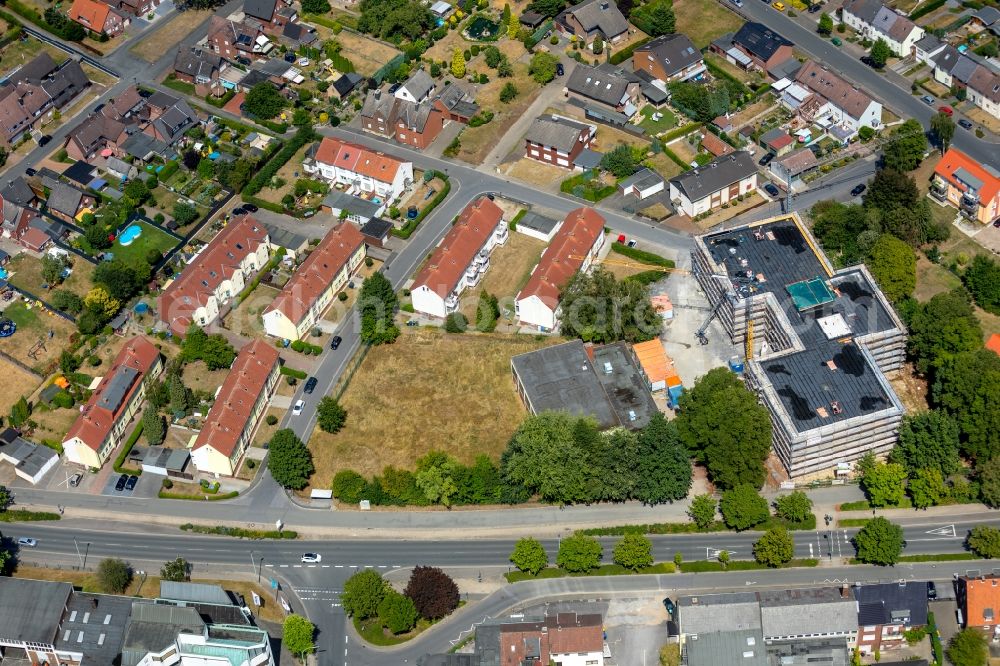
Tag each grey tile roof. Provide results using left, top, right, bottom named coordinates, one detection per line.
left=567, top=63, right=630, bottom=106
left=562, top=0, right=629, bottom=38
left=974, top=5, right=1000, bottom=25
left=758, top=588, right=858, bottom=638
left=0, top=577, right=72, bottom=643
left=243, top=0, right=276, bottom=20
left=620, top=167, right=663, bottom=191
left=159, top=581, right=232, bottom=605
left=47, top=182, right=85, bottom=217
left=322, top=191, right=380, bottom=218
left=2, top=176, right=36, bottom=206
left=636, top=33, right=702, bottom=78
left=332, top=72, right=364, bottom=97
left=516, top=211, right=560, bottom=235
left=174, top=48, right=221, bottom=80
left=401, top=69, right=435, bottom=101
left=669, top=151, right=757, bottom=201
left=843, top=0, right=882, bottom=24
left=525, top=114, right=591, bottom=152
left=933, top=45, right=961, bottom=73
left=55, top=591, right=133, bottom=665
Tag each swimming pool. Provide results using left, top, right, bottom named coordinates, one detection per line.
left=372, top=196, right=383, bottom=205
left=119, top=224, right=143, bottom=246
left=0, top=268, right=7, bottom=280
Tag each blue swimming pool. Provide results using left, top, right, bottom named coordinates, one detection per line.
left=119, top=224, right=143, bottom=246
left=372, top=196, right=383, bottom=204
left=0, top=268, right=7, bottom=280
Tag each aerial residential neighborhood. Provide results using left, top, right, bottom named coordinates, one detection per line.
left=0, top=0, right=997, bottom=661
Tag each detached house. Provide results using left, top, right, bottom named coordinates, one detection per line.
left=842, top=0, right=924, bottom=58
left=958, top=574, right=1000, bottom=639
left=632, top=34, right=705, bottom=84
left=668, top=151, right=758, bottom=217
left=173, top=48, right=225, bottom=93
left=63, top=337, right=163, bottom=469
left=566, top=63, right=641, bottom=114
left=64, top=114, right=127, bottom=161
left=516, top=207, right=605, bottom=331
left=46, top=182, right=94, bottom=224
left=0, top=53, right=91, bottom=146
left=556, top=0, right=630, bottom=45
left=411, top=197, right=507, bottom=318
left=191, top=339, right=280, bottom=477
left=243, top=0, right=296, bottom=34
left=304, top=136, right=413, bottom=201
left=711, top=22, right=795, bottom=78
left=931, top=147, right=1000, bottom=225
left=207, top=16, right=273, bottom=63
left=784, top=61, right=882, bottom=137
left=68, top=0, right=128, bottom=36
left=261, top=223, right=366, bottom=341
left=524, top=114, right=596, bottom=168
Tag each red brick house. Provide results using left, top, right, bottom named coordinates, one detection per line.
left=243, top=0, right=296, bottom=34
left=360, top=88, right=449, bottom=150
left=712, top=22, right=795, bottom=78
left=68, top=0, right=128, bottom=36
left=207, top=16, right=273, bottom=63
left=524, top=114, right=596, bottom=169
left=632, top=33, right=706, bottom=84
left=64, top=114, right=128, bottom=161
left=104, top=0, right=157, bottom=18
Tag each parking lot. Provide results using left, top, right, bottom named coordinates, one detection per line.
left=100, top=470, right=158, bottom=499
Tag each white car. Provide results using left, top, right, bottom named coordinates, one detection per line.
left=301, top=553, right=321, bottom=563
left=292, top=399, right=305, bottom=416
left=18, top=537, right=37, bottom=547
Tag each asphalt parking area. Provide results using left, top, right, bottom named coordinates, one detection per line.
left=101, top=472, right=142, bottom=497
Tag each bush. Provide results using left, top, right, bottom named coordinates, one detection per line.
left=266, top=415, right=278, bottom=426
left=444, top=312, right=468, bottom=333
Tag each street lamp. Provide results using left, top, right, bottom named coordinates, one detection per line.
left=249, top=551, right=264, bottom=583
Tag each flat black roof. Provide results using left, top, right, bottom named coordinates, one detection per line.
left=704, top=218, right=901, bottom=431
left=516, top=212, right=559, bottom=235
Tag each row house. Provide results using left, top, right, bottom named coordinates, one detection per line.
left=65, top=113, right=128, bottom=160
left=63, top=337, right=163, bottom=469
left=243, top=0, right=296, bottom=35
left=207, top=15, right=274, bottom=64
left=411, top=197, right=507, bottom=319
left=102, top=85, right=148, bottom=126
left=191, top=339, right=280, bottom=476
left=566, top=63, right=641, bottom=115
left=710, top=22, right=795, bottom=79
left=261, top=223, right=366, bottom=341
left=0, top=53, right=91, bottom=146
left=516, top=207, right=605, bottom=332
left=668, top=151, right=758, bottom=217
left=555, top=0, right=629, bottom=45
left=46, top=182, right=95, bottom=224
left=855, top=582, right=929, bottom=656
left=524, top=114, right=596, bottom=169
left=158, top=215, right=271, bottom=336
left=931, top=147, right=1000, bottom=225
left=359, top=77, right=478, bottom=149
left=959, top=574, right=1000, bottom=640
left=68, top=0, right=129, bottom=36
left=394, top=69, right=435, bottom=104
left=304, top=136, right=413, bottom=201
left=632, top=33, right=705, bottom=85
left=932, top=47, right=1000, bottom=120
left=0, top=177, right=60, bottom=252
left=842, top=0, right=924, bottom=58
left=782, top=61, right=882, bottom=138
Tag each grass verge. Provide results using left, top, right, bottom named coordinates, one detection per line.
left=179, top=523, right=298, bottom=539
left=580, top=514, right=817, bottom=535
left=0, top=509, right=61, bottom=522
left=159, top=490, right=239, bottom=501
left=505, top=562, right=676, bottom=583
left=353, top=615, right=432, bottom=646
left=679, top=559, right=819, bottom=573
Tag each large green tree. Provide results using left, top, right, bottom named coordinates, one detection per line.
left=719, top=485, right=770, bottom=531
left=967, top=525, right=1000, bottom=559
left=861, top=459, right=908, bottom=507
left=160, top=557, right=189, bottom=582
left=946, top=628, right=988, bottom=666
left=930, top=111, right=955, bottom=152
left=600, top=144, right=639, bottom=178
left=181, top=326, right=237, bottom=370
left=810, top=200, right=870, bottom=265
left=357, top=0, right=434, bottom=40
left=881, top=121, right=928, bottom=172
left=907, top=289, right=983, bottom=374
left=869, top=38, right=891, bottom=68
left=97, top=558, right=132, bottom=593
left=675, top=368, right=772, bottom=489
left=853, top=517, right=904, bottom=565
left=977, top=456, right=1000, bottom=508
left=244, top=83, right=287, bottom=120
left=867, top=234, right=915, bottom=302
left=630, top=0, right=675, bottom=37
left=634, top=413, right=691, bottom=504
left=510, top=537, right=548, bottom=575
left=933, top=350, right=1000, bottom=461
left=282, top=615, right=316, bottom=656
left=341, top=569, right=388, bottom=619
left=773, top=491, right=813, bottom=524
left=558, top=268, right=659, bottom=343
left=501, top=412, right=592, bottom=504
left=908, top=468, right=946, bottom=509
left=317, top=397, right=347, bottom=434
left=528, top=52, right=559, bottom=84
left=688, top=494, right=717, bottom=529
left=94, top=260, right=144, bottom=302
left=268, top=429, right=315, bottom=490
left=753, top=527, right=794, bottom=567
left=964, top=255, right=1000, bottom=315
left=612, top=534, right=653, bottom=571
left=890, top=410, right=961, bottom=477
left=556, top=534, right=602, bottom=573
left=359, top=272, right=399, bottom=345
left=143, top=409, right=165, bottom=446
left=378, top=591, right=418, bottom=634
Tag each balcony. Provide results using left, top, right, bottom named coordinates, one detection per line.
left=494, top=226, right=508, bottom=245
left=929, top=179, right=949, bottom=202
left=445, top=293, right=460, bottom=312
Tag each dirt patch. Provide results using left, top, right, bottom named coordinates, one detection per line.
left=645, top=152, right=684, bottom=180
left=305, top=327, right=560, bottom=486
left=914, top=254, right=962, bottom=302
left=398, top=176, right=447, bottom=214
left=501, top=158, right=570, bottom=188
left=965, top=107, right=1000, bottom=135
left=254, top=144, right=313, bottom=206
left=226, top=284, right=280, bottom=338
left=254, top=406, right=285, bottom=447
left=459, top=233, right=545, bottom=320
left=0, top=359, right=42, bottom=412
left=889, top=362, right=930, bottom=413
left=31, top=404, right=78, bottom=444
left=455, top=62, right=542, bottom=164
left=674, top=0, right=743, bottom=48
left=130, top=10, right=212, bottom=62
left=333, top=31, right=403, bottom=77
left=0, top=300, right=76, bottom=375
left=183, top=360, right=231, bottom=395
left=593, top=124, right=649, bottom=152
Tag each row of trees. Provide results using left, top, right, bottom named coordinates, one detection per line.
left=341, top=566, right=459, bottom=635
left=509, top=533, right=656, bottom=575
left=687, top=488, right=814, bottom=531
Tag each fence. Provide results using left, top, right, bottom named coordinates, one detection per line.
left=372, top=54, right=405, bottom=85
left=531, top=19, right=554, bottom=44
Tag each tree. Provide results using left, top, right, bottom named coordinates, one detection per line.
left=415, top=451, right=459, bottom=507
left=197, top=158, right=215, bottom=180
left=881, top=121, right=927, bottom=173
left=301, top=0, right=330, bottom=12
left=601, top=144, right=638, bottom=178
left=861, top=460, right=908, bottom=507
left=909, top=468, right=946, bottom=509
left=634, top=413, right=691, bottom=504
left=676, top=368, right=772, bottom=489
left=630, top=0, right=675, bottom=37
left=947, top=628, right=988, bottom=666
left=753, top=527, right=794, bottom=567
left=869, top=38, right=891, bottom=68
left=688, top=494, right=717, bottom=528
left=357, top=0, right=433, bottom=40
left=317, top=397, right=347, bottom=434
left=773, top=491, right=813, bottom=524
left=60, top=350, right=81, bottom=374
left=359, top=272, right=399, bottom=345
left=143, top=409, right=165, bottom=446
left=818, top=12, right=833, bottom=35
left=9, top=397, right=31, bottom=428
left=123, top=179, right=150, bottom=207
left=964, top=255, right=1000, bottom=314
left=41, top=255, right=65, bottom=285
left=501, top=412, right=591, bottom=504
left=94, top=260, right=143, bottom=301
left=558, top=268, right=659, bottom=343
left=183, top=149, right=201, bottom=170
left=853, top=517, right=904, bottom=565
left=84, top=286, right=121, bottom=319
left=268, top=429, right=314, bottom=489
left=858, top=126, right=876, bottom=142
left=475, top=291, right=500, bottom=332
left=497, top=55, right=513, bottom=78
left=160, top=557, right=189, bottom=581
left=378, top=590, right=418, bottom=634
left=501, top=2, right=511, bottom=25
left=933, top=350, right=1000, bottom=462
left=612, top=534, right=653, bottom=570
left=968, top=525, right=1000, bottom=559
left=890, top=410, right=961, bottom=477
left=528, top=0, right=564, bottom=17
left=404, top=566, right=459, bottom=619
left=168, top=374, right=190, bottom=413
left=444, top=312, right=467, bottom=333
left=907, top=290, right=983, bottom=374
left=84, top=223, right=112, bottom=250
left=173, top=201, right=199, bottom=226
left=96, top=558, right=132, bottom=593
left=557, top=534, right=602, bottom=573
left=977, top=457, right=1000, bottom=508
left=451, top=48, right=466, bottom=78
left=283, top=615, right=316, bottom=656
left=332, top=470, right=367, bottom=503
left=867, top=234, right=915, bottom=302
left=341, top=569, right=388, bottom=619
left=499, top=81, right=518, bottom=103
left=811, top=200, right=871, bottom=265
left=51, top=290, right=83, bottom=315
left=931, top=111, right=955, bottom=152
left=244, top=82, right=287, bottom=119
left=592, top=35, right=603, bottom=54
left=0, top=485, right=11, bottom=511
left=719, top=485, right=770, bottom=531
left=529, top=52, right=559, bottom=84
left=181, top=326, right=237, bottom=370
left=510, top=537, right=548, bottom=575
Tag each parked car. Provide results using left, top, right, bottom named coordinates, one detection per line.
left=771, top=1, right=785, bottom=9
left=304, top=377, right=318, bottom=394
left=243, top=203, right=259, bottom=212
left=25, top=168, right=36, bottom=177
left=236, top=56, right=251, bottom=66
left=927, top=581, right=937, bottom=600
left=292, top=399, right=305, bottom=416
left=860, top=55, right=879, bottom=68
left=921, top=95, right=935, bottom=105
left=938, top=105, right=953, bottom=117
left=958, top=118, right=973, bottom=130
left=38, top=135, right=51, bottom=147
left=731, top=0, right=744, bottom=6
left=330, top=335, right=342, bottom=350
left=994, top=219, right=1000, bottom=228
left=556, top=63, right=564, bottom=76
left=232, top=207, right=246, bottom=216
left=125, top=475, right=138, bottom=491
left=763, top=183, right=780, bottom=197
left=831, top=37, right=842, bottom=46
left=808, top=3, right=822, bottom=11
left=69, top=472, right=82, bottom=487
left=115, top=474, right=128, bottom=491
left=850, top=183, right=867, bottom=197
left=758, top=153, right=774, bottom=167
left=301, top=553, right=322, bottom=563
left=662, top=597, right=675, bottom=615
left=17, top=537, right=37, bottom=547
left=627, top=239, right=638, bottom=248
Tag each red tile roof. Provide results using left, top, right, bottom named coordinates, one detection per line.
left=65, top=337, right=160, bottom=451
left=518, top=207, right=605, bottom=309
left=765, top=132, right=794, bottom=150
left=192, top=339, right=280, bottom=458
left=19, top=226, right=51, bottom=251
left=158, top=216, right=269, bottom=335
left=499, top=613, right=604, bottom=665
left=265, top=222, right=365, bottom=326
left=934, top=147, right=1000, bottom=205
left=701, top=131, right=734, bottom=157
left=69, top=0, right=112, bottom=30
left=411, top=197, right=504, bottom=298
left=314, top=136, right=407, bottom=184
left=962, top=575, right=1000, bottom=626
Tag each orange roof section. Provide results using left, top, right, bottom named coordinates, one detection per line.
left=632, top=339, right=681, bottom=387
left=192, top=339, right=280, bottom=457
left=518, top=207, right=605, bottom=308
left=411, top=197, right=503, bottom=298
left=314, top=136, right=406, bottom=183
left=69, top=0, right=111, bottom=30
left=987, top=333, right=1000, bottom=356
left=934, top=147, right=1000, bottom=204
left=963, top=576, right=1000, bottom=626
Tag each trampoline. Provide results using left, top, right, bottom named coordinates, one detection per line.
left=118, top=224, right=143, bottom=246
left=0, top=319, right=15, bottom=337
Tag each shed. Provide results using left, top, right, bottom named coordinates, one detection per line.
left=520, top=11, right=546, bottom=28
left=359, top=217, right=393, bottom=247
left=515, top=211, right=562, bottom=242
left=141, top=447, right=191, bottom=476
left=631, top=339, right=680, bottom=392
left=619, top=168, right=665, bottom=200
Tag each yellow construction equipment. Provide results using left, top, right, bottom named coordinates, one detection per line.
left=746, top=318, right=754, bottom=360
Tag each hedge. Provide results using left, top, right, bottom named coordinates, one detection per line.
left=243, top=127, right=315, bottom=197
left=160, top=490, right=240, bottom=501
left=506, top=561, right=675, bottom=582
left=392, top=171, right=450, bottom=239
left=679, top=558, right=819, bottom=573
left=928, top=612, right=944, bottom=666
left=609, top=36, right=652, bottom=65
left=0, top=509, right=61, bottom=522
left=113, top=422, right=144, bottom=474
left=510, top=208, right=526, bottom=230
left=280, top=365, right=308, bottom=380
left=911, top=0, right=946, bottom=19
left=204, top=90, right=237, bottom=108
left=237, top=247, right=285, bottom=302
left=290, top=339, right=323, bottom=354
left=158, top=160, right=180, bottom=181
left=662, top=122, right=703, bottom=143
left=625, top=270, right=666, bottom=286
left=179, top=523, right=299, bottom=539
left=610, top=243, right=675, bottom=267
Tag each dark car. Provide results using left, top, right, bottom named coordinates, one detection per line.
left=993, top=219, right=1000, bottom=228
left=115, top=474, right=128, bottom=491
left=850, top=183, right=867, bottom=197
left=125, top=475, right=138, bottom=491
left=663, top=597, right=675, bottom=615
left=958, top=118, right=973, bottom=130
left=304, top=377, right=318, bottom=394
left=236, top=56, right=252, bottom=66
left=927, top=581, right=937, bottom=600
left=758, top=152, right=773, bottom=167
left=330, top=335, right=342, bottom=350
left=25, top=167, right=37, bottom=177
left=764, top=183, right=780, bottom=197
left=232, top=207, right=246, bottom=216
left=284, top=52, right=296, bottom=63
left=860, top=55, right=877, bottom=68
left=38, top=135, right=52, bottom=147
left=243, top=203, right=259, bottom=212
left=808, top=2, right=822, bottom=11
left=556, top=62, right=564, bottom=76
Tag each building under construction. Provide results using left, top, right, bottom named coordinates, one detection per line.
left=691, top=214, right=907, bottom=479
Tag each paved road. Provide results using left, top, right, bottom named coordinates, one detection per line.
left=733, top=0, right=999, bottom=168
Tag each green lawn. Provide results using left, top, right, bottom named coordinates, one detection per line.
left=108, top=221, right=181, bottom=265
left=3, top=301, right=39, bottom=328
left=638, top=106, right=677, bottom=135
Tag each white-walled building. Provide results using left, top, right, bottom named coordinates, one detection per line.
left=304, top=136, right=412, bottom=201
left=410, top=197, right=507, bottom=318
left=785, top=62, right=882, bottom=138
left=668, top=152, right=758, bottom=218
left=515, top=207, right=605, bottom=331
left=842, top=0, right=924, bottom=57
